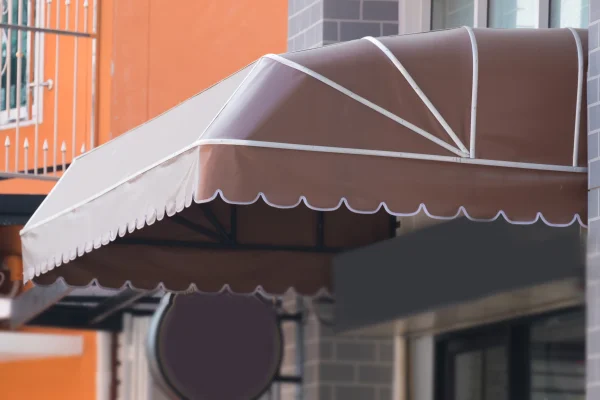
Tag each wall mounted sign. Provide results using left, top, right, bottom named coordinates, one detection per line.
left=148, top=292, right=283, bottom=400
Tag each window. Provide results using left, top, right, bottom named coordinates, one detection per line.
left=550, top=0, right=589, bottom=28
left=435, top=309, right=585, bottom=400
left=426, top=0, right=589, bottom=32
left=432, top=0, right=475, bottom=29
left=488, top=0, right=537, bottom=28
left=0, top=0, right=29, bottom=120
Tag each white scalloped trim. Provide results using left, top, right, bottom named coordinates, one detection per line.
left=24, top=188, right=586, bottom=285
left=33, top=276, right=334, bottom=297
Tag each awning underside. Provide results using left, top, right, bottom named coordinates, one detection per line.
left=21, top=27, right=589, bottom=293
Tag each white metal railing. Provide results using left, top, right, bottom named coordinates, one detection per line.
left=0, top=0, right=97, bottom=181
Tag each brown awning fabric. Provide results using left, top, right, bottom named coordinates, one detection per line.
left=21, top=28, right=588, bottom=294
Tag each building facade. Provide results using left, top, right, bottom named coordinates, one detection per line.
left=279, top=1, right=591, bottom=400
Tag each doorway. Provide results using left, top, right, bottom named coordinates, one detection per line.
left=435, top=308, right=585, bottom=400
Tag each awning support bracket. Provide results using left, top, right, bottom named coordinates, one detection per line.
left=200, top=205, right=233, bottom=244
left=171, top=214, right=223, bottom=242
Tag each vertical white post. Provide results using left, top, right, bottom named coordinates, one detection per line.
left=42, top=138, right=47, bottom=174
left=393, top=334, right=408, bottom=400
left=26, top=0, right=32, bottom=118
left=474, top=0, right=488, bottom=27
left=537, top=0, right=550, bottom=28
left=15, top=0, right=25, bottom=172
left=52, top=0, right=60, bottom=175
left=4, top=136, right=9, bottom=172
left=88, top=0, right=97, bottom=150
left=23, top=137, right=28, bottom=173
left=33, top=0, right=44, bottom=174
left=6, top=2, right=13, bottom=160
left=96, top=331, right=113, bottom=400
left=70, top=0, right=79, bottom=159
left=60, top=140, right=65, bottom=171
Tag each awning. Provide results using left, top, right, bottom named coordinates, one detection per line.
left=20, top=27, right=588, bottom=294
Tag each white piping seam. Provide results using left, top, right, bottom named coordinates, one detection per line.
left=568, top=28, right=583, bottom=167
left=263, top=54, right=468, bottom=158
left=362, top=36, right=469, bottom=155
left=198, top=59, right=262, bottom=140
left=196, top=138, right=588, bottom=173
left=464, top=26, right=479, bottom=159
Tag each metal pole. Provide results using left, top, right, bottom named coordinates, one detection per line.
left=295, top=296, right=305, bottom=400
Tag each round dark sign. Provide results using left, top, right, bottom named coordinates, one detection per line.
left=147, top=292, right=282, bottom=400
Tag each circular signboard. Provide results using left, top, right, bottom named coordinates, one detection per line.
left=148, top=292, right=283, bottom=400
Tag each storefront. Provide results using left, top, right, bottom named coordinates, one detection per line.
left=14, top=27, right=588, bottom=399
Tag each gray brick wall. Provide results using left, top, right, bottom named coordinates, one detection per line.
left=276, top=294, right=393, bottom=400
left=591, top=1, right=600, bottom=398
left=288, top=0, right=399, bottom=51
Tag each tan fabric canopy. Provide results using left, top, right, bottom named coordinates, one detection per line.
left=21, top=27, right=588, bottom=294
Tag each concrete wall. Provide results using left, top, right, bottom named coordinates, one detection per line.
left=589, top=0, right=600, bottom=397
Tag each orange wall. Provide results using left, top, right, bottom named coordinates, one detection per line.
left=0, top=327, right=98, bottom=400
left=110, top=0, right=288, bottom=136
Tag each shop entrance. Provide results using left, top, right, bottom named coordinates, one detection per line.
left=436, top=308, right=585, bottom=400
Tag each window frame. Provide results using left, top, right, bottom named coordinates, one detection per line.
left=434, top=306, right=585, bottom=400
left=0, top=0, right=45, bottom=131
left=403, top=0, right=582, bottom=34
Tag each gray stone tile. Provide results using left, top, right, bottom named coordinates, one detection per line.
left=320, top=385, right=334, bottom=400
left=591, top=132, right=599, bottom=161
left=340, top=21, right=382, bottom=41
left=589, top=385, right=600, bottom=399
left=592, top=22, right=600, bottom=51
left=590, top=50, right=600, bottom=77
left=589, top=253, right=600, bottom=281
left=357, top=365, right=393, bottom=384
left=294, top=32, right=307, bottom=51
left=336, top=342, right=377, bottom=362
left=324, top=20, right=339, bottom=41
left=591, top=187, right=600, bottom=219
left=382, top=23, right=398, bottom=36
left=319, top=362, right=356, bottom=382
left=334, top=385, right=377, bottom=400
left=324, top=0, right=361, bottom=19
left=321, top=340, right=334, bottom=360
left=587, top=282, right=600, bottom=328
left=589, top=329, right=600, bottom=356
left=378, top=342, right=394, bottom=362
left=590, top=104, right=600, bottom=132
left=588, top=357, right=600, bottom=383
left=362, top=0, right=399, bottom=21
left=378, top=387, right=392, bottom=400
left=590, top=159, right=600, bottom=189
left=310, top=1, right=324, bottom=24
left=589, top=77, right=599, bottom=105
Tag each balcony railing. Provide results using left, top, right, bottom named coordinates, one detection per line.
left=0, top=0, right=98, bottom=181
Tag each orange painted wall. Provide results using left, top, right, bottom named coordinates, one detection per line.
left=0, top=327, right=98, bottom=400
left=111, top=0, right=288, bottom=136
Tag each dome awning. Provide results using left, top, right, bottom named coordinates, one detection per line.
left=20, top=27, right=588, bottom=294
